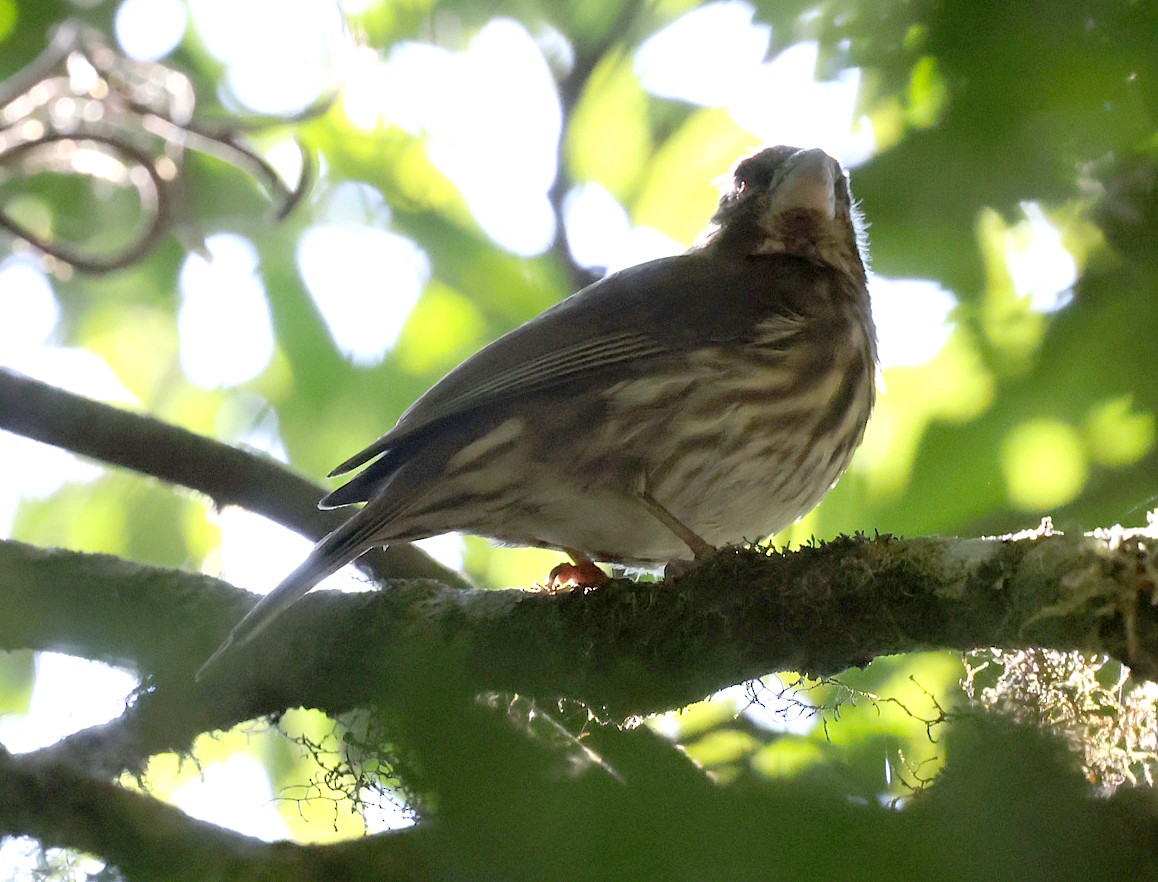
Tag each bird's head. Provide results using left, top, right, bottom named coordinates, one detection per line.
left=697, top=146, right=868, bottom=287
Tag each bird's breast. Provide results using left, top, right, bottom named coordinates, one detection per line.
left=594, top=303, right=874, bottom=546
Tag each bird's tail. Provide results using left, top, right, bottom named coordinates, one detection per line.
left=195, top=512, right=381, bottom=680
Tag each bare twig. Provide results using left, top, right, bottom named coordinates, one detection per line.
left=0, top=21, right=320, bottom=272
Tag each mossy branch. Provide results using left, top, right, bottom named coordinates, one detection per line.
left=3, top=516, right=1154, bottom=777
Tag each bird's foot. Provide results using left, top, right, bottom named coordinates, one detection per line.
left=663, top=545, right=718, bottom=581
left=546, top=560, right=609, bottom=591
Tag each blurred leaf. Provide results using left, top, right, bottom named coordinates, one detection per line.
left=812, top=653, right=963, bottom=795
left=683, top=727, right=760, bottom=768
left=566, top=54, right=652, bottom=202
left=393, top=280, right=488, bottom=377
left=751, top=734, right=828, bottom=779
left=1001, top=419, right=1089, bottom=511
left=0, top=650, right=34, bottom=715
left=14, top=473, right=213, bottom=568
left=905, top=55, right=948, bottom=130
left=1084, top=396, right=1156, bottom=469
left=652, top=691, right=742, bottom=741
left=462, top=535, right=570, bottom=590
left=77, top=305, right=180, bottom=404
left=633, top=107, right=756, bottom=243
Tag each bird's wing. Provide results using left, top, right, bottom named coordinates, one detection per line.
left=327, top=252, right=822, bottom=479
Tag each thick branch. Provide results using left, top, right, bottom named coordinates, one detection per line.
left=0, top=368, right=467, bottom=589
left=3, top=522, right=1154, bottom=775
left=202, top=522, right=1158, bottom=715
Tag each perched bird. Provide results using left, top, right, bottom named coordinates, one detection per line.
left=198, top=145, right=876, bottom=678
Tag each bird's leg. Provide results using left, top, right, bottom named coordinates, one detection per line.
left=639, top=490, right=716, bottom=560
left=547, top=548, right=609, bottom=590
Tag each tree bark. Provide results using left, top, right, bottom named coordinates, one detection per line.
left=2, top=515, right=1154, bottom=777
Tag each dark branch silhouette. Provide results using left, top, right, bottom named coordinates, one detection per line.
left=0, top=21, right=318, bottom=273
left=0, top=368, right=468, bottom=589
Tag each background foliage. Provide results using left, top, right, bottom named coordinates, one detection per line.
left=0, top=0, right=1156, bottom=878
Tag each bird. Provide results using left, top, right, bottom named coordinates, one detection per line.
left=197, top=145, right=876, bottom=679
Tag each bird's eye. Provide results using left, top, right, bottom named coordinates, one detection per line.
left=732, top=165, right=760, bottom=197
left=732, top=157, right=778, bottom=195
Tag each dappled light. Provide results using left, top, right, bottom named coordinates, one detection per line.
left=1, top=0, right=1156, bottom=877
left=178, top=233, right=274, bottom=388
left=295, top=182, right=432, bottom=365
left=0, top=652, right=137, bottom=752
left=114, top=0, right=186, bottom=62
left=869, top=275, right=956, bottom=369
left=346, top=20, right=562, bottom=255
left=1085, top=396, right=1156, bottom=469
left=1002, top=418, right=1089, bottom=511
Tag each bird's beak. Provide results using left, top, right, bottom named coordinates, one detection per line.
left=769, top=148, right=837, bottom=220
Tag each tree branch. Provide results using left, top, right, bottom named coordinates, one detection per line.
left=195, top=519, right=1158, bottom=719
left=546, top=1, right=647, bottom=292
left=0, top=746, right=434, bottom=881
left=4, top=720, right=1157, bottom=882
left=4, top=519, right=1154, bottom=776
left=0, top=368, right=468, bottom=589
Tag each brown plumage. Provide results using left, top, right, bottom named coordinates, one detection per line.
left=198, top=146, right=876, bottom=678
